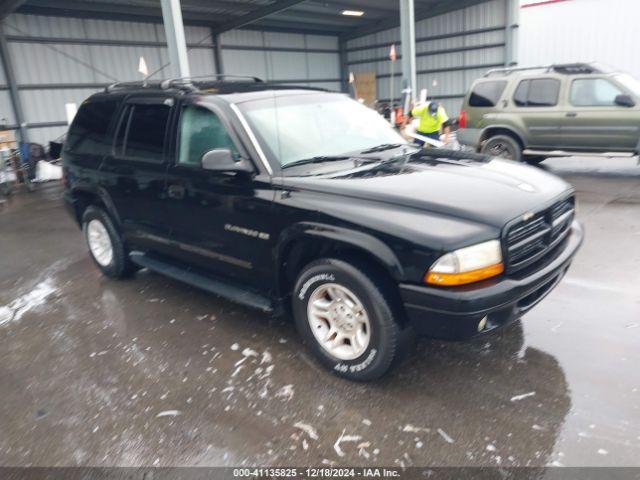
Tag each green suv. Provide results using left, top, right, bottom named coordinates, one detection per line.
left=458, top=63, right=640, bottom=162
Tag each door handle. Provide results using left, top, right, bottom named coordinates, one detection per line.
left=167, top=184, right=185, bottom=200
left=566, top=112, right=577, bottom=117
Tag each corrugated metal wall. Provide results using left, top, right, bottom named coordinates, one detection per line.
left=519, top=0, right=640, bottom=80
left=346, top=0, right=508, bottom=116
left=0, top=13, right=340, bottom=145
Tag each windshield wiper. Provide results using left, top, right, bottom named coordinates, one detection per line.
left=282, top=155, right=351, bottom=169
left=359, top=143, right=406, bottom=154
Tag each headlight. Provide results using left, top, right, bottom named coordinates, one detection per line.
left=424, top=239, right=504, bottom=286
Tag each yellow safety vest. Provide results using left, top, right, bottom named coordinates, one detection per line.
left=412, top=104, right=449, bottom=134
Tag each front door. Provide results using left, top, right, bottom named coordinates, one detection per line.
left=164, top=101, right=275, bottom=291
left=558, top=76, right=640, bottom=151
left=99, top=96, right=175, bottom=254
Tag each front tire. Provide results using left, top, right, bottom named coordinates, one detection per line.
left=481, top=135, right=522, bottom=162
left=292, top=258, right=403, bottom=381
left=82, top=206, right=136, bottom=278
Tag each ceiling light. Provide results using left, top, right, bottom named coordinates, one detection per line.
left=341, top=9, right=364, bottom=16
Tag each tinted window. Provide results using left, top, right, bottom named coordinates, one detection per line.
left=67, top=100, right=117, bottom=155
left=120, top=104, right=171, bottom=162
left=469, top=81, right=507, bottom=107
left=570, top=78, right=624, bottom=106
left=513, top=78, right=560, bottom=107
left=178, top=106, right=238, bottom=166
left=513, top=80, right=529, bottom=107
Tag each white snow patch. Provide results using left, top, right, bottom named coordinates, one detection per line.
left=156, top=410, right=182, bottom=418
left=275, top=384, right=294, bottom=401
left=362, top=418, right=372, bottom=426
left=437, top=428, right=455, bottom=444
left=402, top=424, right=429, bottom=433
left=333, top=429, right=362, bottom=457
left=261, top=351, right=272, bottom=364
left=598, top=449, right=608, bottom=455
left=0, top=278, right=56, bottom=326
left=510, top=391, right=536, bottom=402
left=294, top=422, right=318, bottom=440
left=230, top=343, right=239, bottom=351
left=486, top=444, right=496, bottom=452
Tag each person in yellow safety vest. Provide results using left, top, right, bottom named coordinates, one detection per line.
left=411, top=101, right=450, bottom=147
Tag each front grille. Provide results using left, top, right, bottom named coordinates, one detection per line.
left=505, top=197, right=575, bottom=272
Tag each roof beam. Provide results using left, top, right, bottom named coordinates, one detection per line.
left=0, top=0, right=27, bottom=20
left=211, top=0, right=308, bottom=35
left=341, top=0, right=490, bottom=41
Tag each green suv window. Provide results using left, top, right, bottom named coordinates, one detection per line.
left=469, top=81, right=507, bottom=107
left=513, top=78, right=560, bottom=107
left=178, top=105, right=238, bottom=166
left=570, top=78, right=624, bottom=106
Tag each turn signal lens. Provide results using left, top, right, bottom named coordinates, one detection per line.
left=425, top=239, right=504, bottom=286
left=425, top=262, right=504, bottom=286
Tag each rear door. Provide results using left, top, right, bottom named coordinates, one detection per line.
left=558, top=76, right=640, bottom=151
left=163, top=100, right=275, bottom=290
left=510, top=77, right=565, bottom=148
left=99, top=96, right=175, bottom=253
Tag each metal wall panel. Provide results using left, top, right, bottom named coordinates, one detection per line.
left=0, top=91, right=16, bottom=125
left=519, top=0, right=640, bottom=80
left=346, top=0, right=507, bottom=113
left=1, top=14, right=339, bottom=144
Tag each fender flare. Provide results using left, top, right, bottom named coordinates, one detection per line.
left=274, top=222, right=405, bottom=292
left=70, top=186, right=122, bottom=228
left=480, top=124, right=526, bottom=148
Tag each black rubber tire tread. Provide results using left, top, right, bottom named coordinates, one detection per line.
left=82, top=206, right=136, bottom=278
left=292, top=258, right=406, bottom=381
left=481, top=134, right=523, bottom=162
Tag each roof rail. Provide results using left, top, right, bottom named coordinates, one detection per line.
left=160, top=74, right=264, bottom=91
left=484, top=62, right=601, bottom=77
left=104, top=81, right=162, bottom=93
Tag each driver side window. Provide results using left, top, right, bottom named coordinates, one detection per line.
left=177, top=106, right=238, bottom=166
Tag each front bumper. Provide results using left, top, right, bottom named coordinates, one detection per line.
left=400, top=220, right=584, bottom=339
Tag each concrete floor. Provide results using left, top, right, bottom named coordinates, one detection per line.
left=0, top=157, right=638, bottom=468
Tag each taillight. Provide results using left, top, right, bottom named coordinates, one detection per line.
left=459, top=109, right=467, bottom=129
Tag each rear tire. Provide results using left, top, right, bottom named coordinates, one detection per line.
left=82, top=206, right=136, bottom=278
left=481, top=135, right=522, bottom=162
left=292, top=258, right=408, bottom=381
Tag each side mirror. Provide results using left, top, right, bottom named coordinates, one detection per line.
left=201, top=149, right=253, bottom=173
left=615, top=94, right=635, bottom=107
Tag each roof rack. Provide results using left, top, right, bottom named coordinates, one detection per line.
left=104, top=81, right=163, bottom=93
left=484, top=62, right=602, bottom=77
left=160, top=74, right=264, bottom=91
left=105, top=75, right=264, bottom=94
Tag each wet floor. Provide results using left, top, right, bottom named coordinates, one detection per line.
left=0, top=157, right=638, bottom=467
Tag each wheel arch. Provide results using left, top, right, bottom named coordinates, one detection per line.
left=275, top=222, right=405, bottom=304
left=70, top=186, right=121, bottom=228
left=480, top=125, right=526, bottom=150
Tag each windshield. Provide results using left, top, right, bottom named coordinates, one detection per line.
left=615, top=73, right=640, bottom=97
left=237, top=92, right=406, bottom=167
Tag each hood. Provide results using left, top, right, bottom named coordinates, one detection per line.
left=281, top=158, right=573, bottom=228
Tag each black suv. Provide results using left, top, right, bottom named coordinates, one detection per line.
left=63, top=77, right=583, bottom=381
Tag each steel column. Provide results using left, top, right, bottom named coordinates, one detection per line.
left=0, top=25, right=27, bottom=142
left=399, top=0, right=417, bottom=100
left=338, top=39, right=349, bottom=94
left=505, top=0, right=519, bottom=66
left=160, top=0, right=190, bottom=78
left=213, top=31, right=223, bottom=75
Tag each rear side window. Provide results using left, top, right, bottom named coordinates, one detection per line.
left=114, top=103, right=171, bottom=162
left=67, top=100, right=117, bottom=155
left=513, top=79, right=560, bottom=107
left=469, top=81, right=507, bottom=107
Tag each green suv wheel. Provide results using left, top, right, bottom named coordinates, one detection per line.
left=482, top=135, right=522, bottom=162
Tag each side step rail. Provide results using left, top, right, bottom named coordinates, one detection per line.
left=523, top=149, right=636, bottom=158
left=129, top=251, right=273, bottom=313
